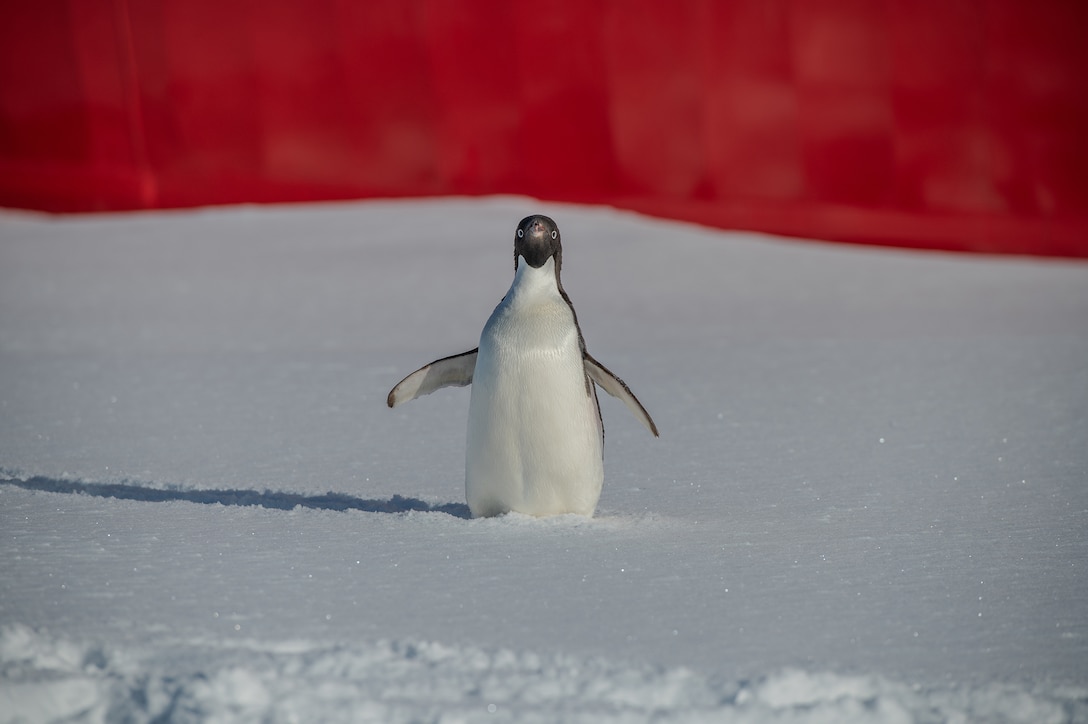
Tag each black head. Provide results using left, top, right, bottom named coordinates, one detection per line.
left=514, top=215, right=562, bottom=271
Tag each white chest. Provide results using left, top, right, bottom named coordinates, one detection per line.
left=465, top=259, right=604, bottom=517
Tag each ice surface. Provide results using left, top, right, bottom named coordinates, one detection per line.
left=1, top=197, right=1087, bottom=722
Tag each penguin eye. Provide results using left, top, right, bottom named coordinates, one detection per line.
left=551, top=230, right=557, bottom=240
left=517, top=229, right=524, bottom=238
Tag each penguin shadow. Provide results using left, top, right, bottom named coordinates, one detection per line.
left=1, top=475, right=472, bottom=519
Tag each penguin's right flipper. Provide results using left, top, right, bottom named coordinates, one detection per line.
left=387, top=349, right=478, bottom=408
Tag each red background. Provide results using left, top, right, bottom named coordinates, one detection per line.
left=1, top=0, right=1086, bottom=255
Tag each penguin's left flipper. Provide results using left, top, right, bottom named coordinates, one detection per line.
left=387, top=349, right=478, bottom=408
left=584, top=353, right=660, bottom=437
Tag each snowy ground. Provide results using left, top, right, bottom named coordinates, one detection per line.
left=1, top=197, right=1086, bottom=722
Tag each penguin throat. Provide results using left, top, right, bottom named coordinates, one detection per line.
left=511, top=256, right=561, bottom=300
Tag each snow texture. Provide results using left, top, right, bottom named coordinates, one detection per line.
left=1, top=197, right=1087, bottom=722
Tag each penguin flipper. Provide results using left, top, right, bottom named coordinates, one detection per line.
left=583, top=353, right=659, bottom=437
left=387, top=349, right=478, bottom=408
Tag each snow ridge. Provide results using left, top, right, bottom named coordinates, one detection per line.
left=2, top=625, right=1084, bottom=724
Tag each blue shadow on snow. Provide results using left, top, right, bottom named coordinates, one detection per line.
left=1, top=475, right=472, bottom=519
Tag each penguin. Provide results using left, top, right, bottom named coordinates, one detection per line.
left=387, top=215, right=658, bottom=518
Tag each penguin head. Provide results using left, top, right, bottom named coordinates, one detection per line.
left=514, top=215, right=561, bottom=270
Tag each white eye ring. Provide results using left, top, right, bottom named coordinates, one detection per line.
left=551, top=230, right=557, bottom=239
left=517, top=229, right=524, bottom=238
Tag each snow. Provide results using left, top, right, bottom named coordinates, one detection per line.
left=1, top=197, right=1087, bottom=722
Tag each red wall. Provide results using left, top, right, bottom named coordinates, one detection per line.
left=1, top=0, right=1086, bottom=255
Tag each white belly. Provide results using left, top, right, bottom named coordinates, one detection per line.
left=465, top=279, right=604, bottom=517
